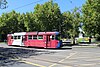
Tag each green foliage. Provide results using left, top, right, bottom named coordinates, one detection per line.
left=0, top=10, right=28, bottom=34
left=62, top=8, right=81, bottom=44
left=33, top=0, right=62, bottom=31
left=0, top=11, right=19, bottom=34
left=62, top=7, right=81, bottom=44
left=82, top=0, right=100, bottom=36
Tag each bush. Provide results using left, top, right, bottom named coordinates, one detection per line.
left=95, top=34, right=100, bottom=41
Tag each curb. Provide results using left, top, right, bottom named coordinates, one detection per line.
left=73, top=45, right=98, bottom=48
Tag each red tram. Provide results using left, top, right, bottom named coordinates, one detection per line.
left=7, top=32, right=62, bottom=48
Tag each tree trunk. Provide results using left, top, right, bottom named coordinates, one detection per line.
left=71, top=36, right=76, bottom=45
left=72, top=37, right=75, bottom=45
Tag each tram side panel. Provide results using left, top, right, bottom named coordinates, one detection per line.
left=24, top=35, right=62, bottom=48
left=7, top=36, right=14, bottom=46
left=50, top=40, right=58, bottom=48
left=49, top=39, right=61, bottom=48
left=23, top=35, right=46, bottom=48
left=7, top=32, right=62, bottom=48
left=45, top=35, right=62, bottom=48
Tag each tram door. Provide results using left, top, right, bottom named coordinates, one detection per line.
left=46, top=35, right=51, bottom=48
left=12, top=35, right=25, bottom=46
left=22, top=35, right=26, bottom=46
left=12, top=36, right=22, bottom=46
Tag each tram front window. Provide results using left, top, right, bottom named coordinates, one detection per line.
left=55, top=35, right=60, bottom=40
left=52, top=35, right=60, bottom=40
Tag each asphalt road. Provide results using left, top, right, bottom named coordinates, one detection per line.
left=0, top=43, right=100, bottom=67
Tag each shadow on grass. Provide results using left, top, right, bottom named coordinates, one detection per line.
left=0, top=47, right=54, bottom=66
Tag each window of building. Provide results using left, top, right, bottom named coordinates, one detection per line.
left=38, top=35, right=43, bottom=40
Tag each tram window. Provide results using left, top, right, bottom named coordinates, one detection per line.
left=28, top=35, right=32, bottom=39
left=11, top=36, right=13, bottom=39
left=14, top=36, right=17, bottom=39
left=18, top=36, right=21, bottom=39
left=52, top=35, right=55, bottom=40
left=38, top=35, right=43, bottom=40
left=33, top=35, right=37, bottom=39
left=55, top=35, right=60, bottom=40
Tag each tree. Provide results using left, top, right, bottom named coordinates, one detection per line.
left=17, top=13, right=27, bottom=32
left=62, top=7, right=81, bottom=44
left=33, top=0, right=62, bottom=32
left=0, top=10, right=24, bottom=34
left=82, top=0, right=100, bottom=37
left=62, top=11, right=73, bottom=38
left=23, top=12, right=40, bottom=32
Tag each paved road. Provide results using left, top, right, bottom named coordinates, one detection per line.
left=0, top=43, right=100, bottom=67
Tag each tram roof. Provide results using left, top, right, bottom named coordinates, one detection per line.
left=8, top=32, right=59, bottom=36
left=26, top=32, right=59, bottom=35
left=14, top=32, right=26, bottom=35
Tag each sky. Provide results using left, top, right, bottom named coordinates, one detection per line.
left=0, top=0, right=86, bottom=15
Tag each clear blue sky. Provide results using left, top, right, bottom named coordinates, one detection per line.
left=0, top=0, right=86, bottom=15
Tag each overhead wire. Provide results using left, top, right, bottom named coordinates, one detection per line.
left=2, top=0, right=80, bottom=13
left=0, top=0, right=47, bottom=13
left=7, top=0, right=73, bottom=11
left=13, top=0, right=45, bottom=10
